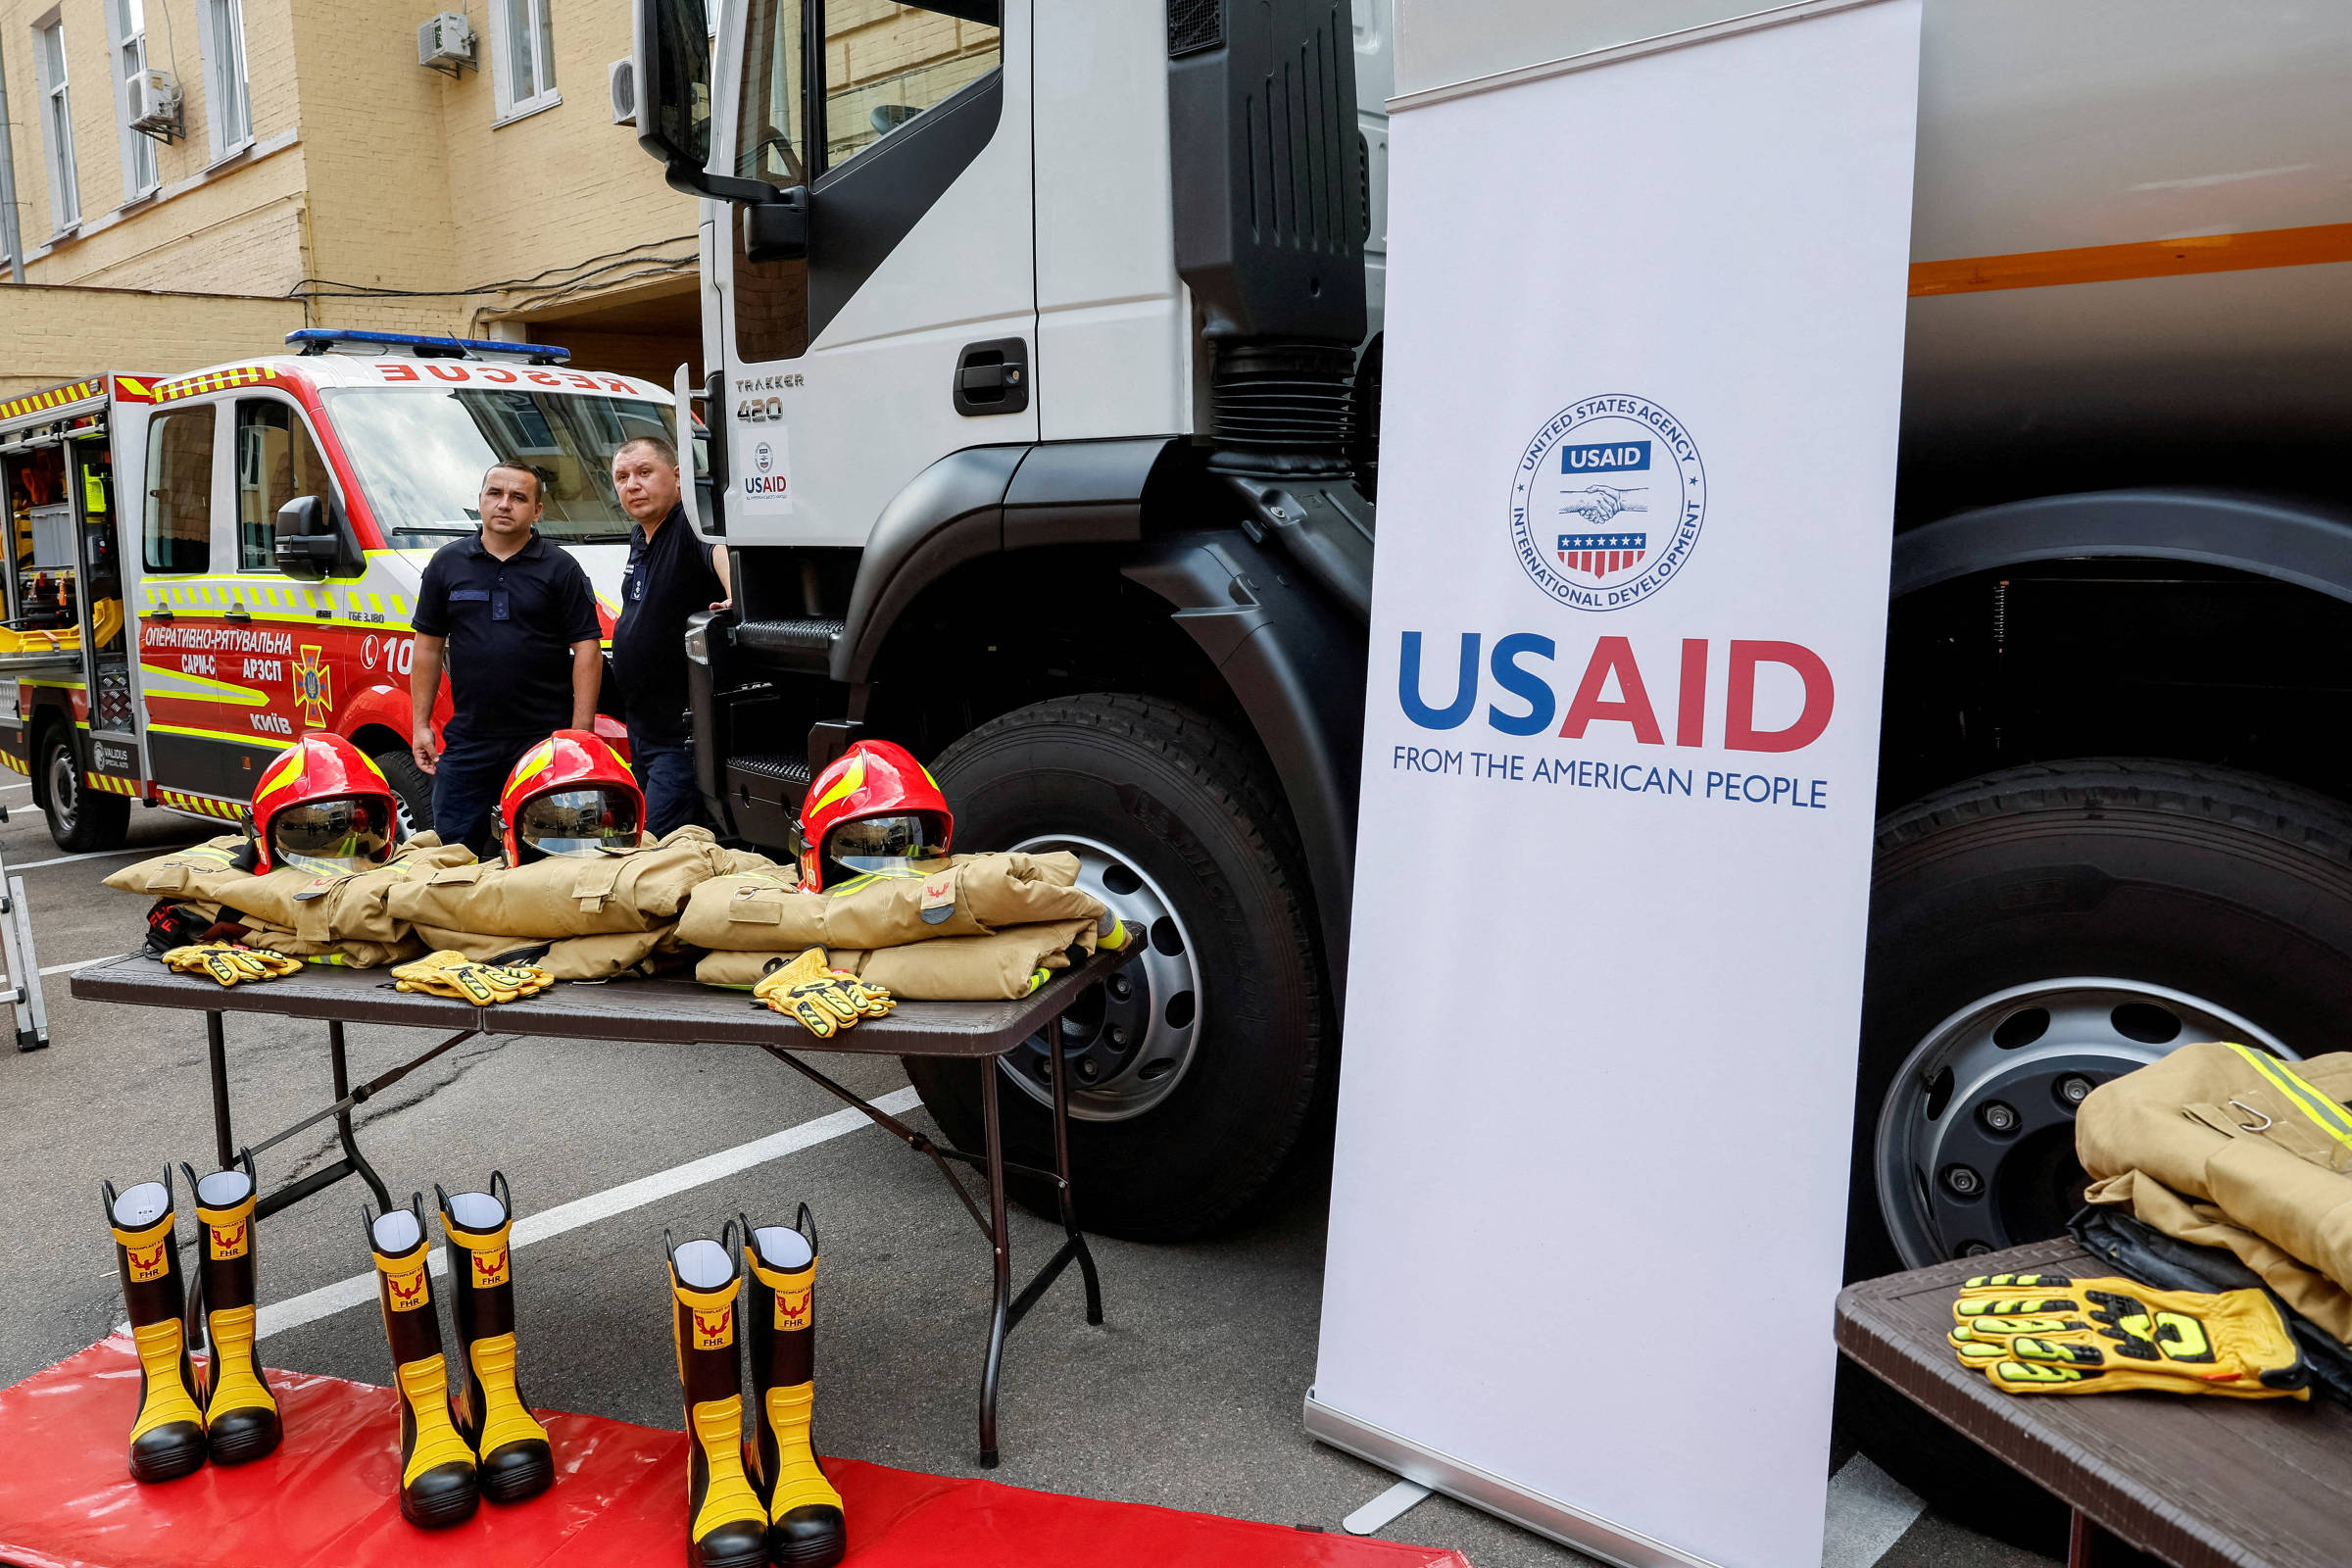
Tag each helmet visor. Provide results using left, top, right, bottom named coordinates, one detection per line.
left=822, top=811, right=950, bottom=884
left=517, top=787, right=643, bottom=859
left=271, top=796, right=394, bottom=875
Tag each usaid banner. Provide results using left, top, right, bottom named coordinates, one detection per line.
left=1309, top=6, right=1922, bottom=1568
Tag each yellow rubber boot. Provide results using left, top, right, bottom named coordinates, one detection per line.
left=436, top=1173, right=553, bottom=1503
left=369, top=1198, right=479, bottom=1528
left=744, top=1209, right=845, bottom=1567
left=667, top=1228, right=768, bottom=1568
left=105, top=1172, right=207, bottom=1484
left=183, top=1155, right=281, bottom=1464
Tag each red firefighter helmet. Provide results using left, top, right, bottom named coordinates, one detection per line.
left=498, top=728, right=646, bottom=864
left=795, top=739, right=954, bottom=892
left=247, top=732, right=399, bottom=876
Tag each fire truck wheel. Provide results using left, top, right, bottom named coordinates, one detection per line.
left=906, top=694, right=1328, bottom=1242
left=372, top=750, right=436, bottom=840
left=38, top=725, right=128, bottom=854
left=1844, top=757, right=2352, bottom=1550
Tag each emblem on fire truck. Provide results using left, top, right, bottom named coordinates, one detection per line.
left=292, top=645, right=334, bottom=728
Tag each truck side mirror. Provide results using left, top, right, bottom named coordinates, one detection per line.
left=273, top=494, right=355, bottom=582
left=743, top=187, right=809, bottom=263
left=634, top=0, right=778, bottom=205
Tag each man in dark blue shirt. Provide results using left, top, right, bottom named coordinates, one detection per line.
left=410, top=464, right=603, bottom=853
left=610, top=436, right=729, bottom=836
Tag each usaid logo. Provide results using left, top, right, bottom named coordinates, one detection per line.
left=1509, top=395, right=1706, bottom=612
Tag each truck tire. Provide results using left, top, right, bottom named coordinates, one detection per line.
left=38, top=724, right=128, bottom=854
left=906, top=694, right=1327, bottom=1241
left=373, top=750, right=436, bottom=838
left=1845, top=757, right=2352, bottom=1549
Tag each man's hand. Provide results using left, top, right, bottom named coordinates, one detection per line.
left=412, top=723, right=439, bottom=776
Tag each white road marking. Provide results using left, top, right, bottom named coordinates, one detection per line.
left=1821, top=1452, right=1926, bottom=1568
left=248, top=1086, right=925, bottom=1343
left=1343, top=1479, right=1433, bottom=1536
left=0, top=782, right=29, bottom=793
left=13, top=843, right=198, bottom=870
left=38, top=954, right=121, bottom=976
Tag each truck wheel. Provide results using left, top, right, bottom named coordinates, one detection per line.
left=372, top=750, right=436, bottom=839
left=906, top=694, right=1327, bottom=1241
left=1845, top=758, right=2352, bottom=1548
left=39, top=726, right=128, bottom=854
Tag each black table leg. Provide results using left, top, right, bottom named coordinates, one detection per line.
left=978, top=1058, right=1012, bottom=1469
left=328, top=1021, right=393, bottom=1211
left=206, top=1011, right=233, bottom=1169
left=1045, top=1015, right=1102, bottom=1324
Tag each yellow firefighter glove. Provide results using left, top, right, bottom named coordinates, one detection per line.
left=164, top=943, right=302, bottom=986
left=1950, top=1275, right=2308, bottom=1399
left=825, top=967, right=895, bottom=1019
left=754, top=950, right=852, bottom=1035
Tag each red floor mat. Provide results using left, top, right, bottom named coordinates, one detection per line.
left=0, top=1338, right=1468, bottom=1567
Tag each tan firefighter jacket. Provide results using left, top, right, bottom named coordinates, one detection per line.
left=2079, top=1040, right=2352, bottom=1342
left=406, top=924, right=681, bottom=982
left=107, top=835, right=478, bottom=947
left=694, top=916, right=1102, bottom=1000
left=384, top=827, right=779, bottom=939
left=677, top=852, right=1103, bottom=954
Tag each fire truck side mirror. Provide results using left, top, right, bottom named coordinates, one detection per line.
left=273, top=495, right=355, bottom=582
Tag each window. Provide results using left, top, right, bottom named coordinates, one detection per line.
left=144, top=408, right=217, bottom=573
left=109, top=0, right=158, bottom=201
left=491, top=0, right=559, bottom=122
left=733, top=1, right=1001, bottom=186
left=34, top=20, right=78, bottom=232
left=235, top=402, right=331, bottom=570
left=324, top=387, right=671, bottom=547
left=200, top=0, right=252, bottom=161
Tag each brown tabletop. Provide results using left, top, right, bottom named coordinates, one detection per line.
left=1836, top=1237, right=2352, bottom=1568
left=70, top=946, right=1132, bottom=1057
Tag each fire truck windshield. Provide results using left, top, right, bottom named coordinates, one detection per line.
left=326, top=387, right=676, bottom=547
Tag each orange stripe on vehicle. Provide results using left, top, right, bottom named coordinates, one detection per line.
left=1911, top=221, right=2352, bottom=298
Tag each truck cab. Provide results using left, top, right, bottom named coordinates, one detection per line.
left=0, top=332, right=683, bottom=853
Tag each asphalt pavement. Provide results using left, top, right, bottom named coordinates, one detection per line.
left=0, top=786, right=2057, bottom=1568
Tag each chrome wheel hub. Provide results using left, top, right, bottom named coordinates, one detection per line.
left=1875, top=977, right=2293, bottom=1268
left=1000, top=833, right=1202, bottom=1122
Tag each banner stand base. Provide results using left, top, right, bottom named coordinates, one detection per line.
left=1303, top=1394, right=1722, bottom=1568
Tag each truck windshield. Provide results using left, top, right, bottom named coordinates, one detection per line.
left=325, top=387, right=674, bottom=547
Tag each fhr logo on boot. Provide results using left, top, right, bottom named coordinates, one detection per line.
left=208, top=1219, right=249, bottom=1260
left=385, top=1258, right=429, bottom=1311
left=693, top=1304, right=734, bottom=1349
left=775, top=1281, right=813, bottom=1330
left=124, top=1240, right=171, bottom=1283
left=1509, top=395, right=1705, bottom=612
left=470, top=1246, right=511, bottom=1289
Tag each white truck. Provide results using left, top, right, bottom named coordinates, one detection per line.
left=630, top=0, right=2352, bottom=1302
left=0, top=333, right=677, bottom=852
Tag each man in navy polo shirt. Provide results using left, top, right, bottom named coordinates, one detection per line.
left=610, top=435, right=729, bottom=836
left=409, top=463, right=603, bottom=853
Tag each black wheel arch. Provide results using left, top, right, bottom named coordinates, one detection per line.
left=838, top=439, right=1365, bottom=999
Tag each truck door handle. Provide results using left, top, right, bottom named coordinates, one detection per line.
left=146, top=605, right=172, bottom=621
left=224, top=607, right=251, bottom=624
left=954, top=338, right=1029, bottom=416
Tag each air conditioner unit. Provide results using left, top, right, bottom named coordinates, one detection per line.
left=418, top=13, right=476, bottom=76
left=127, top=69, right=182, bottom=140
left=609, top=58, right=636, bottom=125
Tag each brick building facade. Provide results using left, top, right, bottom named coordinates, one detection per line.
left=0, top=0, right=699, bottom=394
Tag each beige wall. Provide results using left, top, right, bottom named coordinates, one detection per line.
left=1, top=1, right=697, bottom=376
left=0, top=282, right=301, bottom=397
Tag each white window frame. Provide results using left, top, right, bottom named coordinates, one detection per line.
left=488, top=0, right=561, bottom=124
left=105, top=0, right=158, bottom=204
left=31, top=17, right=78, bottom=234
left=196, top=0, right=253, bottom=165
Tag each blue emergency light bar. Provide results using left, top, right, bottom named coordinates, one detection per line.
left=283, top=328, right=571, bottom=364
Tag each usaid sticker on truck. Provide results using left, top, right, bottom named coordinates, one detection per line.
left=732, top=424, right=793, bottom=516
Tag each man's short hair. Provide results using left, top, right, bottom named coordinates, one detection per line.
left=482, top=462, right=544, bottom=502
left=614, top=433, right=679, bottom=469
